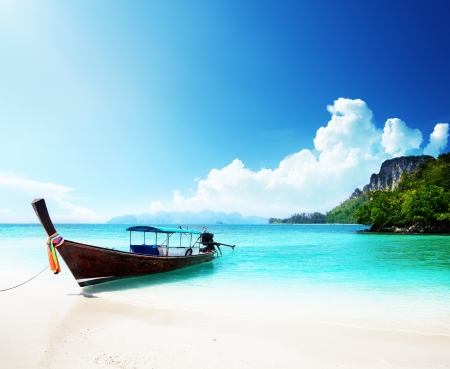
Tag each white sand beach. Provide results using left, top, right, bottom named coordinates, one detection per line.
left=2, top=286, right=450, bottom=369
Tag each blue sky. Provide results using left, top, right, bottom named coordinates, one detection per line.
left=0, top=0, right=449, bottom=222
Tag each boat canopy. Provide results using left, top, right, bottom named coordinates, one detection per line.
left=126, top=226, right=202, bottom=235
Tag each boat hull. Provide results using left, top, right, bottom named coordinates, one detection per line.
left=57, top=240, right=216, bottom=287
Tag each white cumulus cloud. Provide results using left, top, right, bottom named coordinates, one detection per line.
left=315, top=98, right=380, bottom=156
left=381, top=118, right=423, bottom=156
left=165, top=98, right=449, bottom=217
left=424, top=123, right=449, bottom=157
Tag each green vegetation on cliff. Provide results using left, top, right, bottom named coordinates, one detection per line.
left=325, top=195, right=368, bottom=224
left=355, top=153, right=450, bottom=230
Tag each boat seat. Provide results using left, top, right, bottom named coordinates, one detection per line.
left=130, top=245, right=159, bottom=255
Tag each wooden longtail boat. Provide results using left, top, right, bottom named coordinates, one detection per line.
left=32, top=198, right=234, bottom=287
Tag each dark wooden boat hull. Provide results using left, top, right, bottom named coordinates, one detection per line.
left=57, top=240, right=216, bottom=286
left=31, top=198, right=217, bottom=287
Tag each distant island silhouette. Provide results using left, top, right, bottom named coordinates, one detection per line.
left=108, top=210, right=268, bottom=225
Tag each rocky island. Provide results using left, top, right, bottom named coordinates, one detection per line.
left=355, top=153, right=450, bottom=233
left=272, top=154, right=450, bottom=233
left=327, top=155, right=435, bottom=224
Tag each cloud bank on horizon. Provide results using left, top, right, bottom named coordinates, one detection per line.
left=168, top=98, right=448, bottom=217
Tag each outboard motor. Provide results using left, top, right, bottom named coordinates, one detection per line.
left=200, top=232, right=216, bottom=253
left=200, top=232, right=214, bottom=244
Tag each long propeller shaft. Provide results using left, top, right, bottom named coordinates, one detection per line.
left=202, top=242, right=235, bottom=249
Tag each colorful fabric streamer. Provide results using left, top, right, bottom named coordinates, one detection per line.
left=46, top=232, right=64, bottom=274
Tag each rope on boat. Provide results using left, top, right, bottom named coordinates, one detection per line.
left=0, top=265, right=49, bottom=292
left=47, top=232, right=64, bottom=274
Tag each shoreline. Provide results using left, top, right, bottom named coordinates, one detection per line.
left=2, top=287, right=450, bottom=368
left=364, top=220, right=450, bottom=234
left=360, top=229, right=450, bottom=235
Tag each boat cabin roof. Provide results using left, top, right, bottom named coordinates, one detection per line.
left=126, top=226, right=202, bottom=235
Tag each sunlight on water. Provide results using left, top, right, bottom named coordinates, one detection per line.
left=1, top=224, right=450, bottom=334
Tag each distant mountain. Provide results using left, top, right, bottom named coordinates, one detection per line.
left=107, top=210, right=268, bottom=225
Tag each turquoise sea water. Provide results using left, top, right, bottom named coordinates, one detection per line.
left=1, top=224, right=450, bottom=335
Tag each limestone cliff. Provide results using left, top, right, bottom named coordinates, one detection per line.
left=352, top=155, right=435, bottom=196
left=329, top=155, right=438, bottom=225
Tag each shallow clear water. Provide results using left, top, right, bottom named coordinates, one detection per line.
left=1, top=224, right=450, bottom=335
